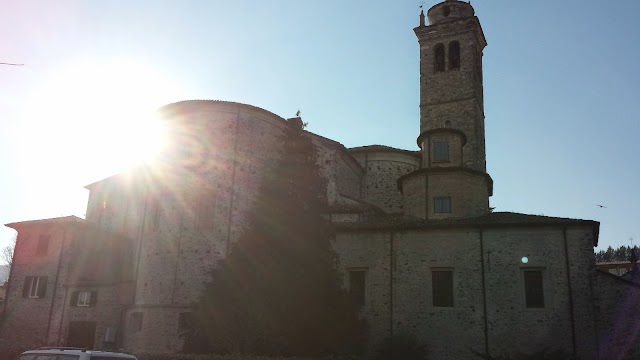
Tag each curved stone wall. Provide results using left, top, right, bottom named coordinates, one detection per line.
left=349, top=148, right=420, bottom=214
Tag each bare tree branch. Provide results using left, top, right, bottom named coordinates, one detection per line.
left=1, top=234, right=17, bottom=268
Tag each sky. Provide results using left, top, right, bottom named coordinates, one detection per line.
left=1, top=0, right=639, bottom=263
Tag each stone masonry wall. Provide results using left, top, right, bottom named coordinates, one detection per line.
left=336, top=152, right=363, bottom=201
left=1, top=223, right=71, bottom=346
left=124, top=103, right=288, bottom=352
left=334, top=224, right=598, bottom=360
left=332, top=231, right=393, bottom=346
left=418, top=18, right=487, bottom=172
left=426, top=171, right=489, bottom=218
left=592, top=271, right=640, bottom=359
left=350, top=151, right=419, bottom=213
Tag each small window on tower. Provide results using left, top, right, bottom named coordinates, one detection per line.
left=434, top=44, right=445, bottom=73
left=434, top=197, right=451, bottom=214
left=449, top=41, right=460, bottom=70
left=433, top=141, right=449, bottom=162
left=443, top=6, right=451, bottom=17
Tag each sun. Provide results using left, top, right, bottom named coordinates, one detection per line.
left=17, top=58, right=179, bottom=186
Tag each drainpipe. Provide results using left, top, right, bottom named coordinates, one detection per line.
left=563, top=227, right=577, bottom=356
left=225, top=109, right=241, bottom=255
left=389, top=231, right=395, bottom=338
left=479, top=228, right=489, bottom=355
left=46, top=227, right=69, bottom=345
left=132, top=186, right=149, bottom=305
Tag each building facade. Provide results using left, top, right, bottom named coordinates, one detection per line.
left=1, top=1, right=638, bottom=359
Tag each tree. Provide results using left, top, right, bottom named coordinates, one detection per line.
left=1, top=235, right=16, bottom=268
left=595, top=245, right=639, bottom=263
left=1, top=234, right=17, bottom=284
left=183, top=118, right=365, bottom=356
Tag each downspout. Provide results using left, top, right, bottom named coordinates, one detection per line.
left=129, top=185, right=150, bottom=348
left=47, top=227, right=69, bottom=345
left=361, top=153, right=368, bottom=200
left=170, top=214, right=184, bottom=304
left=425, top=138, right=430, bottom=220
left=389, top=231, right=395, bottom=338
left=225, top=109, right=241, bottom=256
left=563, top=227, right=577, bottom=356
left=132, top=186, right=150, bottom=307
left=479, top=228, right=489, bottom=355
left=588, top=243, right=600, bottom=358
left=56, top=282, right=69, bottom=345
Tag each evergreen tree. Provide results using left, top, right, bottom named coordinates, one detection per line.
left=595, top=245, right=639, bottom=262
left=183, top=118, right=365, bottom=356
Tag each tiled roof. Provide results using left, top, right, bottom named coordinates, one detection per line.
left=348, top=145, right=420, bottom=157
left=336, top=211, right=599, bottom=245
left=157, top=100, right=283, bottom=120
left=5, top=215, right=83, bottom=229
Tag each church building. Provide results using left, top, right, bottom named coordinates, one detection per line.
left=2, top=1, right=639, bottom=359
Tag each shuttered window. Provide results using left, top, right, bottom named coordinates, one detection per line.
left=524, top=270, right=545, bottom=308
left=433, top=141, right=450, bottom=162
left=432, top=269, right=454, bottom=307
left=22, top=276, right=48, bottom=298
left=349, top=270, right=366, bottom=308
left=70, top=290, right=98, bottom=307
left=434, top=197, right=452, bottom=214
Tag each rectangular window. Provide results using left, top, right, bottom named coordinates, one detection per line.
left=434, top=196, right=452, bottom=214
left=150, top=200, right=161, bottom=231
left=524, top=270, right=545, bottom=308
left=129, top=312, right=143, bottom=332
left=78, top=291, right=92, bottom=307
left=178, top=312, right=193, bottom=333
left=433, top=141, right=449, bottom=162
left=36, top=235, right=50, bottom=255
left=22, top=276, right=48, bottom=298
left=70, top=290, right=98, bottom=307
left=196, top=198, right=215, bottom=231
left=432, top=269, right=454, bottom=307
left=348, top=269, right=366, bottom=307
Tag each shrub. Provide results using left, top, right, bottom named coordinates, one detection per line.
left=375, top=333, right=428, bottom=360
left=473, top=347, right=578, bottom=360
left=0, top=346, right=28, bottom=360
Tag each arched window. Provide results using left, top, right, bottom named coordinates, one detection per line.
left=434, top=44, right=445, bottom=73
left=449, top=41, right=460, bottom=70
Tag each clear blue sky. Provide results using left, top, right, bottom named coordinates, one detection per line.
left=1, top=0, right=639, bottom=262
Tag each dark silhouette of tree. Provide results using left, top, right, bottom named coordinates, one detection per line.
left=183, top=118, right=365, bottom=356
left=595, top=245, right=638, bottom=263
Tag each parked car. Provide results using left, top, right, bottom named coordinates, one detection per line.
left=18, top=348, right=137, bottom=360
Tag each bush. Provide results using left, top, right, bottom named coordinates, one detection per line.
left=375, top=333, right=428, bottom=360
left=134, top=355, right=360, bottom=360
left=0, top=346, right=28, bottom=360
left=473, top=348, right=578, bottom=360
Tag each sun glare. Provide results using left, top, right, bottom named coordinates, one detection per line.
left=12, top=58, right=180, bottom=219
left=18, top=59, right=177, bottom=184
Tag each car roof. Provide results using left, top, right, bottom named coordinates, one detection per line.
left=22, top=349, right=136, bottom=359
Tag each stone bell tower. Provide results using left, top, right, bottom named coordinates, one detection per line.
left=399, top=0, right=492, bottom=219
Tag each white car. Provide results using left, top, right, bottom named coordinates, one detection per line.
left=18, top=348, right=137, bottom=360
